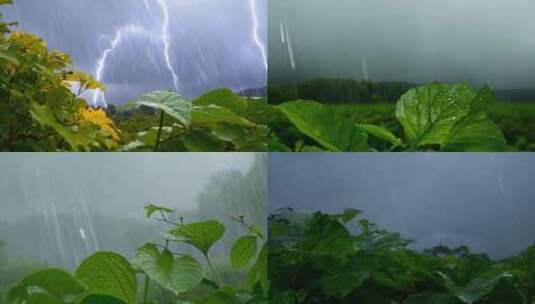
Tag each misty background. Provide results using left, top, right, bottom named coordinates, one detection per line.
left=269, top=153, right=535, bottom=260
left=2, top=0, right=267, bottom=105
left=0, top=153, right=266, bottom=276
left=269, top=0, right=535, bottom=90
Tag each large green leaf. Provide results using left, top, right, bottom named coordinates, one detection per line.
left=8, top=268, right=87, bottom=304
left=194, top=88, right=268, bottom=124
left=124, top=91, right=192, bottom=128
left=183, top=131, right=226, bottom=151
left=395, top=83, right=505, bottom=151
left=75, top=252, right=137, bottom=304
left=230, top=235, right=258, bottom=268
left=191, top=104, right=256, bottom=128
left=276, top=100, right=369, bottom=151
left=132, top=243, right=203, bottom=293
left=356, top=123, right=405, bottom=148
left=439, top=270, right=512, bottom=304
left=169, top=220, right=225, bottom=255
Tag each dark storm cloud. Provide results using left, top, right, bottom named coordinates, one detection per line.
left=3, top=0, right=267, bottom=103
left=269, top=153, right=535, bottom=259
left=269, top=0, right=535, bottom=89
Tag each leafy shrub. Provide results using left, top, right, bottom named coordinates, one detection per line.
left=121, top=89, right=268, bottom=152
left=269, top=82, right=507, bottom=152
left=7, top=205, right=267, bottom=304
left=0, top=1, right=119, bottom=151
left=269, top=208, right=534, bottom=303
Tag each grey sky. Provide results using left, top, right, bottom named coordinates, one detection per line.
left=269, top=153, right=535, bottom=259
left=269, top=0, right=535, bottom=89
left=0, top=153, right=254, bottom=221
left=3, top=0, right=267, bottom=104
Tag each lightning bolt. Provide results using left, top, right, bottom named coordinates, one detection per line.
left=156, top=0, right=180, bottom=91
left=92, top=25, right=146, bottom=107
left=250, top=0, right=267, bottom=70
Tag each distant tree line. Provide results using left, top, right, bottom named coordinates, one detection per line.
left=268, top=78, right=535, bottom=104
left=268, top=78, right=415, bottom=104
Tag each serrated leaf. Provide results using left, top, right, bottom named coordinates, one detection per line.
left=75, top=252, right=137, bottom=304
left=230, top=235, right=258, bottom=268
left=169, top=220, right=225, bottom=255
left=277, top=100, right=369, bottom=151
left=395, top=82, right=505, bottom=151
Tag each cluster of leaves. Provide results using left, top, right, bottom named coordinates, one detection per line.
left=269, top=208, right=535, bottom=303
left=120, top=89, right=268, bottom=152
left=7, top=205, right=267, bottom=304
left=0, top=0, right=120, bottom=151
left=269, top=82, right=507, bottom=152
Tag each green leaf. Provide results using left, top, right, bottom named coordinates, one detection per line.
left=438, top=270, right=513, bottom=304
left=395, top=82, right=505, bottom=151
left=30, top=103, right=93, bottom=151
left=124, top=91, right=192, bottom=128
left=169, top=220, right=225, bottom=255
left=192, top=104, right=256, bottom=128
left=183, top=131, right=225, bottom=151
left=404, top=292, right=459, bottom=304
left=132, top=243, right=203, bottom=294
left=0, top=50, right=19, bottom=65
left=8, top=268, right=86, bottom=303
left=356, top=123, right=405, bottom=148
left=145, top=204, right=174, bottom=219
left=320, top=271, right=370, bottom=298
left=248, top=244, right=268, bottom=292
left=277, top=100, right=369, bottom=151
left=194, top=88, right=269, bottom=124
left=201, top=287, right=239, bottom=304
left=75, top=252, right=137, bottom=304
left=230, top=235, right=258, bottom=268
left=79, top=295, right=126, bottom=304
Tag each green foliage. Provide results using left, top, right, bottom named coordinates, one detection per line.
left=269, top=209, right=534, bottom=303
left=270, top=82, right=507, bottom=152
left=75, top=252, right=137, bottom=304
left=121, top=89, right=268, bottom=152
left=7, top=205, right=267, bottom=303
left=0, top=2, right=118, bottom=151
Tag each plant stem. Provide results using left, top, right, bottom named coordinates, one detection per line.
left=143, top=274, right=150, bottom=303
left=204, top=253, right=224, bottom=287
left=154, top=109, right=165, bottom=152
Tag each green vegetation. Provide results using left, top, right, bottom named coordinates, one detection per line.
left=0, top=1, right=267, bottom=152
left=3, top=205, right=267, bottom=304
left=269, top=208, right=535, bottom=303
left=268, top=82, right=535, bottom=151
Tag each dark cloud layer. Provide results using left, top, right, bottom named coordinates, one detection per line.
left=269, top=0, right=535, bottom=89
left=269, top=153, right=535, bottom=259
left=3, top=0, right=267, bottom=104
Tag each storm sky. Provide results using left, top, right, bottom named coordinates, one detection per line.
left=0, top=153, right=254, bottom=221
left=269, top=153, right=535, bottom=259
left=269, top=0, right=535, bottom=89
left=2, top=0, right=267, bottom=105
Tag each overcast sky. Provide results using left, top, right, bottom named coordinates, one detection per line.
left=269, top=153, right=535, bottom=259
left=3, top=0, right=267, bottom=104
left=269, top=0, right=535, bottom=89
left=0, top=153, right=254, bottom=221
